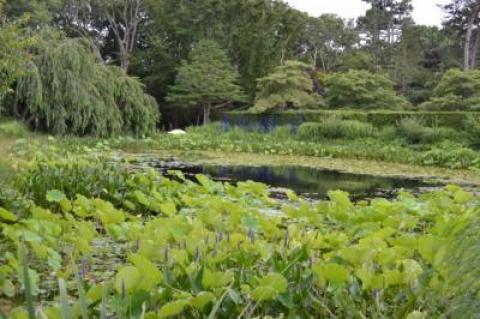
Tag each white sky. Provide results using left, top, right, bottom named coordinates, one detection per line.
left=285, top=0, right=451, bottom=26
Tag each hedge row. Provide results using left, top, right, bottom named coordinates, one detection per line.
left=216, top=110, right=480, bottom=129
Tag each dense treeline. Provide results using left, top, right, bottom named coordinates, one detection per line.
left=0, top=0, right=479, bottom=132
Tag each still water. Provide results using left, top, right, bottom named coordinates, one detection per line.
left=145, top=159, right=436, bottom=199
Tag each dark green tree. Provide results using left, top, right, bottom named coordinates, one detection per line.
left=251, top=61, right=324, bottom=113
left=166, top=39, right=245, bottom=125
left=325, top=70, right=410, bottom=109
left=358, top=0, right=413, bottom=70
left=443, top=0, right=480, bottom=70
left=419, top=68, right=480, bottom=110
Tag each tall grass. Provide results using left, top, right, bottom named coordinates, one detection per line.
left=297, top=118, right=377, bottom=141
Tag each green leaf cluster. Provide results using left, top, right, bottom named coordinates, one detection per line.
left=420, top=69, right=480, bottom=111
left=251, top=60, right=324, bottom=113
left=14, top=31, right=159, bottom=136
left=325, top=70, right=410, bottom=109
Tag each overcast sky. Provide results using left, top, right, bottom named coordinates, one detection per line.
left=285, top=0, right=451, bottom=26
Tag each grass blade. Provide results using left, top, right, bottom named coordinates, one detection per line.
left=20, top=242, right=36, bottom=319
left=73, top=264, right=89, bottom=319
left=100, top=283, right=110, bottom=319
left=58, top=278, right=71, bottom=319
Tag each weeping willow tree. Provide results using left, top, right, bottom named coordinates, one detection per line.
left=15, top=33, right=159, bottom=136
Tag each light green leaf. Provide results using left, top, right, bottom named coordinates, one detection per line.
left=158, top=300, right=190, bottom=318
left=114, top=266, right=141, bottom=294
left=0, top=207, right=17, bottom=222
left=191, top=292, right=216, bottom=310
left=46, top=190, right=66, bottom=203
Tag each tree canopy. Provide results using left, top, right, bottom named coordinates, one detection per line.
left=251, top=61, right=324, bottom=113
left=325, top=70, right=410, bottom=109
left=166, top=39, right=245, bottom=125
left=13, top=30, right=159, bottom=136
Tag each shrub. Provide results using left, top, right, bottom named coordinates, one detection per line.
left=0, top=120, right=28, bottom=137
left=325, top=70, right=410, bottom=109
left=464, top=114, right=480, bottom=142
left=378, top=125, right=397, bottom=141
left=15, top=155, right=129, bottom=206
left=397, top=117, right=460, bottom=144
left=421, top=144, right=479, bottom=169
left=297, top=118, right=376, bottom=140
left=419, top=69, right=480, bottom=111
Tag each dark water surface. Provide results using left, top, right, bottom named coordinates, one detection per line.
left=143, top=159, right=438, bottom=199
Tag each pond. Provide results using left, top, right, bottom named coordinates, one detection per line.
left=132, top=157, right=438, bottom=200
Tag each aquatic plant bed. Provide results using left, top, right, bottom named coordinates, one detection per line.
left=0, top=154, right=479, bottom=318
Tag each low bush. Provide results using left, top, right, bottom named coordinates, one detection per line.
left=464, top=114, right=480, bottom=142
left=378, top=125, right=398, bottom=141
left=15, top=155, right=129, bottom=206
left=0, top=120, right=29, bottom=137
left=396, top=118, right=458, bottom=144
left=421, top=143, right=480, bottom=169
left=297, top=118, right=376, bottom=140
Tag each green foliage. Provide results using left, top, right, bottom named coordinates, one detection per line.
left=0, top=16, right=34, bottom=104
left=167, top=39, right=245, bottom=124
left=110, top=124, right=480, bottom=170
left=325, top=70, right=410, bottom=109
left=464, top=114, right=480, bottom=142
left=252, top=61, right=324, bottom=113
left=1, top=152, right=480, bottom=317
left=421, top=143, right=480, bottom=169
left=420, top=69, right=480, bottom=111
left=14, top=32, right=159, bottom=136
left=15, top=155, right=129, bottom=206
left=396, top=117, right=459, bottom=144
left=0, top=120, right=28, bottom=138
left=297, top=119, right=376, bottom=140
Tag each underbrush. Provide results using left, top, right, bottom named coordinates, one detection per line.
left=0, top=155, right=479, bottom=318
left=297, top=119, right=376, bottom=140
left=138, top=123, right=480, bottom=170
left=0, top=119, right=29, bottom=138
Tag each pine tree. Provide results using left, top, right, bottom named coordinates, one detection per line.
left=166, top=39, right=245, bottom=125
left=251, top=61, right=324, bottom=113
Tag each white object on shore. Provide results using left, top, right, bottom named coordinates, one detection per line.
left=168, top=129, right=187, bottom=135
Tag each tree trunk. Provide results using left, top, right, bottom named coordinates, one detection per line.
left=464, top=5, right=480, bottom=71
left=470, top=29, right=480, bottom=69
left=203, top=103, right=211, bottom=125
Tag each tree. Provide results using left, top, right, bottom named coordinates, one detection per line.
left=166, top=39, right=245, bottom=125
left=13, top=30, right=159, bottom=136
left=58, top=0, right=146, bottom=71
left=358, top=0, right=413, bottom=70
left=0, top=4, right=35, bottom=109
left=443, top=0, right=480, bottom=70
left=302, top=14, right=358, bottom=71
left=419, top=68, right=480, bottom=110
left=251, top=61, right=324, bottom=113
left=325, top=70, right=410, bottom=109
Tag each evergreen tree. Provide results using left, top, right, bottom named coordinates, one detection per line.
left=166, top=39, right=245, bottom=125
left=251, top=61, right=324, bottom=113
